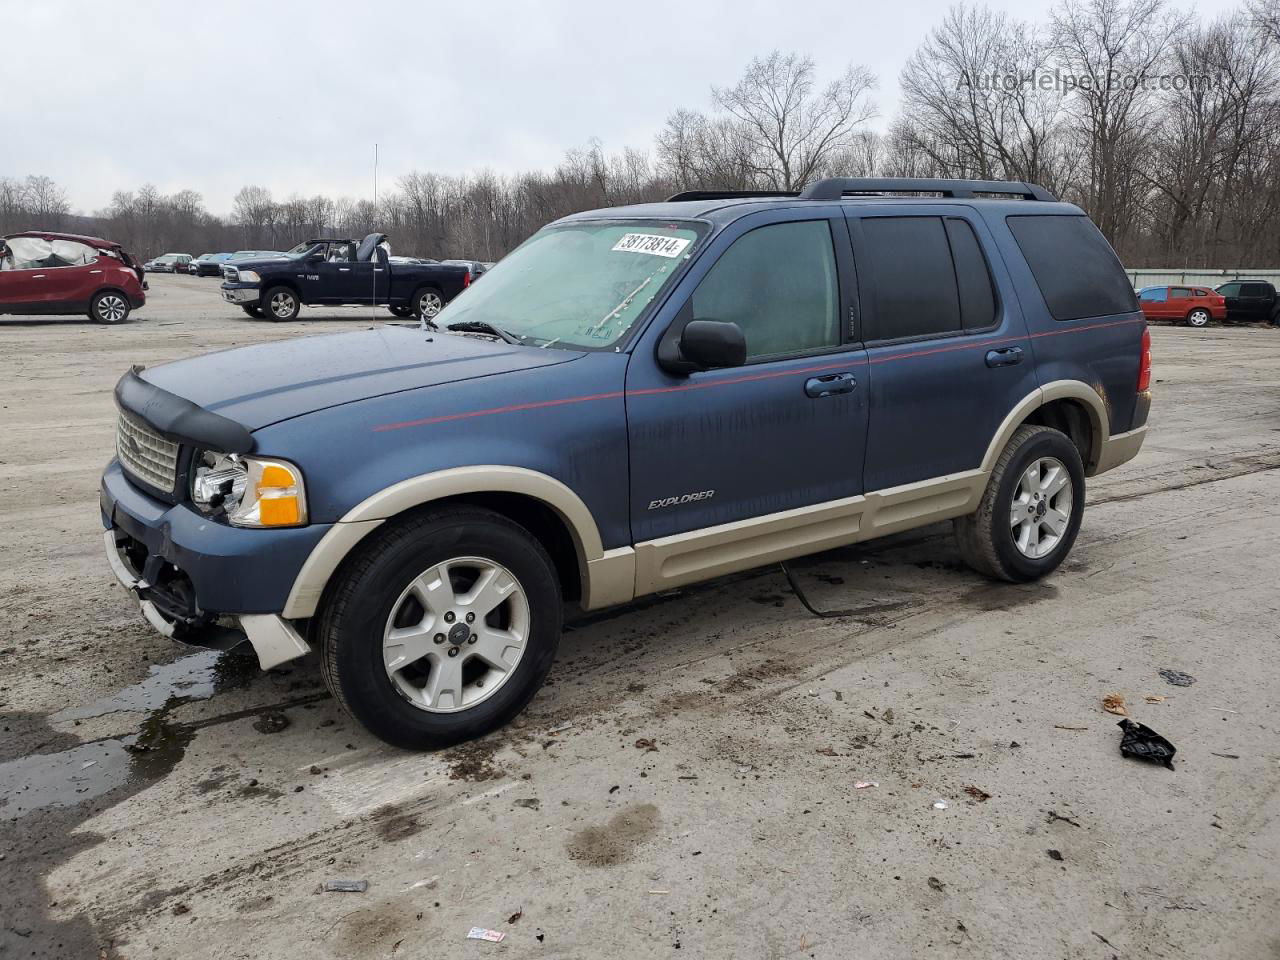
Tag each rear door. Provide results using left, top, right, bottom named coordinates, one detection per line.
left=846, top=206, right=1036, bottom=491
left=1168, top=286, right=1193, bottom=322
left=626, top=208, right=868, bottom=542
left=1239, top=282, right=1272, bottom=321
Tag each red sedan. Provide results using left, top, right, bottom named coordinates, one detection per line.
left=0, top=231, right=147, bottom=324
left=1137, top=284, right=1226, bottom=327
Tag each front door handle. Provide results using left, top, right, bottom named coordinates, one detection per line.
left=985, top=346, right=1024, bottom=368
left=338, top=267, right=351, bottom=272
left=804, top=372, right=857, bottom=398
left=32, top=274, right=46, bottom=279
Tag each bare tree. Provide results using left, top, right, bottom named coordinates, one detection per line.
left=232, top=185, right=276, bottom=246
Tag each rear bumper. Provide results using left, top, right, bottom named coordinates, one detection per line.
left=1095, top=425, right=1147, bottom=474
left=100, top=460, right=329, bottom=667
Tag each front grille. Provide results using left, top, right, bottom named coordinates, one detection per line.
left=117, top=410, right=179, bottom=492
left=223, top=265, right=238, bottom=281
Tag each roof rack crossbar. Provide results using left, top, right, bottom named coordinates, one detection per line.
left=666, top=189, right=800, bottom=202
left=798, top=178, right=1056, bottom=202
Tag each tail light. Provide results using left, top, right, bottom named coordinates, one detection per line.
left=1137, top=326, right=1152, bottom=392
left=463, top=270, right=471, bottom=288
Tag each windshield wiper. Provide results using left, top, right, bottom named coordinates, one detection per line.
left=445, top=320, right=520, bottom=344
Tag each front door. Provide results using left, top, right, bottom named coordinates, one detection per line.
left=626, top=211, right=868, bottom=544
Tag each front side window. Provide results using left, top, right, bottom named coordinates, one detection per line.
left=436, top=220, right=705, bottom=350
left=690, top=220, right=839, bottom=360
left=5, top=237, right=96, bottom=269
left=1216, top=283, right=1240, bottom=297
left=1138, top=288, right=1168, bottom=302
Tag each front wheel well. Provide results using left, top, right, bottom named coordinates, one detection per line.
left=1023, top=398, right=1097, bottom=472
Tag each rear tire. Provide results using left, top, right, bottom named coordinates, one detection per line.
left=90, top=290, right=130, bottom=324
left=318, top=506, right=562, bottom=750
left=955, top=424, right=1085, bottom=582
left=412, top=287, right=444, bottom=322
left=1186, top=308, right=1211, bottom=327
left=263, top=286, right=300, bottom=321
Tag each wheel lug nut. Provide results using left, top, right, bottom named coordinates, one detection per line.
left=448, top=647, right=459, bottom=657
left=465, top=612, right=475, bottom=623
left=468, top=635, right=477, bottom=644
left=434, top=633, right=445, bottom=643
left=444, top=611, right=455, bottom=623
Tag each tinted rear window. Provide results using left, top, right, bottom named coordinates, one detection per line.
left=1006, top=215, right=1137, bottom=320
left=862, top=217, right=961, bottom=339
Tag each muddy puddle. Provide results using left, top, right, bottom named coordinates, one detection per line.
left=1, top=649, right=256, bottom=822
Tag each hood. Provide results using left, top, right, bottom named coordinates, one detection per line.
left=140, top=326, right=583, bottom=431
left=228, top=255, right=292, bottom=271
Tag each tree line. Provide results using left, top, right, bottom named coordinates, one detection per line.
left=4, top=0, right=1280, bottom=268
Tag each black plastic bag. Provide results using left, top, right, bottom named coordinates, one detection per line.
left=1117, top=719, right=1176, bottom=770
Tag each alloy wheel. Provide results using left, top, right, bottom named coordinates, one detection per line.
left=270, top=292, right=296, bottom=318
left=382, top=556, right=530, bottom=713
left=97, top=294, right=127, bottom=322
left=1010, top=456, right=1073, bottom=559
left=417, top=291, right=443, bottom=319
left=1188, top=309, right=1210, bottom=327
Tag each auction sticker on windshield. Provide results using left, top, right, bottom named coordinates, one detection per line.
left=611, top=233, right=691, bottom=257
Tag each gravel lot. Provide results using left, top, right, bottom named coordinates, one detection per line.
left=2, top=274, right=1279, bottom=959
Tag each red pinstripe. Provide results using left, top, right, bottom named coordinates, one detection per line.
left=372, top=316, right=1146, bottom=433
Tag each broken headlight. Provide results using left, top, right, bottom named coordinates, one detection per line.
left=191, top=451, right=308, bottom=527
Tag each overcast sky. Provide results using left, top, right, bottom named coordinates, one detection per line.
left=1, top=0, right=1244, bottom=215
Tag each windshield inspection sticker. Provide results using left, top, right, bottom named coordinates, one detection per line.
left=612, top=233, right=691, bottom=258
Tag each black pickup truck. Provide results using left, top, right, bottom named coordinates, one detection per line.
left=1213, top=279, right=1280, bottom=325
left=220, top=233, right=471, bottom=321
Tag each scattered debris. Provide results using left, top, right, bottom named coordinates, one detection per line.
left=927, top=876, right=946, bottom=892
left=932, top=799, right=949, bottom=810
left=513, top=798, right=540, bottom=810
left=854, top=781, right=878, bottom=790
left=1102, top=693, right=1128, bottom=716
left=507, top=908, right=523, bottom=925
left=253, top=711, right=290, bottom=734
left=1047, top=849, right=1064, bottom=861
left=171, top=903, right=190, bottom=916
left=963, top=785, right=991, bottom=802
left=648, top=889, right=670, bottom=895
left=1211, top=752, right=1240, bottom=759
left=1207, top=706, right=1240, bottom=714
left=816, top=746, right=839, bottom=757
left=321, top=879, right=368, bottom=893
left=1093, top=931, right=1115, bottom=947
left=882, top=708, right=896, bottom=724
left=1117, top=719, right=1177, bottom=770
left=608, top=785, right=620, bottom=794
left=1159, top=669, right=1196, bottom=687
left=1009, top=741, right=1021, bottom=749
left=634, top=738, right=658, bottom=752
left=466, top=927, right=506, bottom=943
left=309, top=765, right=323, bottom=775
left=1054, top=725, right=1089, bottom=731
left=1145, top=695, right=1166, bottom=703
left=1047, top=810, right=1082, bottom=828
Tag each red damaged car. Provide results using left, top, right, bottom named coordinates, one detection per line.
left=0, top=231, right=147, bottom=324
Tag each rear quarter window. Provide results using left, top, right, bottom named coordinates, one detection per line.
left=1006, top=215, right=1137, bottom=320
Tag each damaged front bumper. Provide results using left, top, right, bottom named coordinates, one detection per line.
left=101, top=460, right=328, bottom=669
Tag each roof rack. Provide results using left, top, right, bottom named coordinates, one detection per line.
left=799, top=177, right=1056, bottom=202
left=666, top=189, right=799, bottom=202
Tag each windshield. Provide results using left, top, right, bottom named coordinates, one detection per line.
left=286, top=241, right=321, bottom=258
left=435, top=220, right=705, bottom=349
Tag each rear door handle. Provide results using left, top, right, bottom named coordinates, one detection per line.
left=804, top=372, right=857, bottom=398
left=985, top=346, right=1023, bottom=368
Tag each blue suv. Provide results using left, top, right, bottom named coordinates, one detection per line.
left=101, top=178, right=1151, bottom=749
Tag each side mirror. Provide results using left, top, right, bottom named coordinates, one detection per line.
left=306, top=252, right=324, bottom=263
left=669, top=319, right=746, bottom=372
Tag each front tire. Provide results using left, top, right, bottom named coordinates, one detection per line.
left=1186, top=308, right=1211, bottom=327
left=318, top=506, right=562, bottom=750
left=263, top=286, right=300, bottom=321
left=390, top=305, right=414, bottom=318
left=955, top=424, right=1085, bottom=582
left=241, top=304, right=265, bottom=318
left=90, top=291, right=130, bottom=324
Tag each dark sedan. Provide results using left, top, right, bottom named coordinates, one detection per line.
left=189, top=253, right=233, bottom=276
